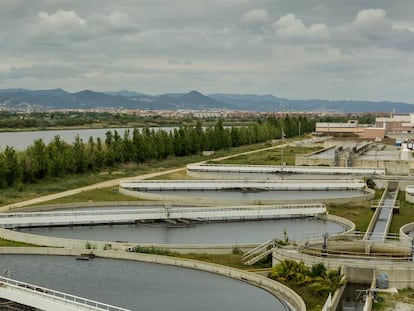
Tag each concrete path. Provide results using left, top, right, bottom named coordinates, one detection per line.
left=0, top=142, right=286, bottom=212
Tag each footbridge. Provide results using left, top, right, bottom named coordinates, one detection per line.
left=187, top=164, right=385, bottom=176
left=0, top=276, right=129, bottom=311
left=0, top=204, right=327, bottom=228
left=120, top=179, right=367, bottom=191
left=364, top=186, right=399, bottom=242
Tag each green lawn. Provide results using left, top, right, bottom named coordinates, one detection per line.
left=209, top=146, right=321, bottom=166
left=389, top=191, right=414, bottom=234
left=0, top=238, right=39, bottom=247
left=328, top=203, right=373, bottom=232
left=36, top=187, right=142, bottom=205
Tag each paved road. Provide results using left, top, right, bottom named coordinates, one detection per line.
left=0, top=143, right=287, bottom=212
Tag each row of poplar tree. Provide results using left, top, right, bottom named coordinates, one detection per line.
left=0, top=116, right=315, bottom=189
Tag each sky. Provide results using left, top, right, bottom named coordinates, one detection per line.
left=1, top=0, right=414, bottom=103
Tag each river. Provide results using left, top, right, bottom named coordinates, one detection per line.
left=0, top=127, right=175, bottom=150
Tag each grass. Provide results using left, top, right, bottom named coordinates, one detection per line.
left=328, top=202, right=373, bottom=232
left=132, top=246, right=271, bottom=270
left=372, top=288, right=414, bottom=310
left=208, top=146, right=321, bottom=166
left=36, top=187, right=141, bottom=205
left=0, top=238, right=39, bottom=247
left=0, top=141, right=274, bottom=206
left=148, top=169, right=192, bottom=180
left=327, top=189, right=383, bottom=232
left=389, top=191, right=414, bottom=234
left=280, top=283, right=330, bottom=311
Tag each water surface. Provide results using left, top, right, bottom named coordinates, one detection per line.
left=20, top=218, right=344, bottom=244
left=0, top=255, right=290, bottom=311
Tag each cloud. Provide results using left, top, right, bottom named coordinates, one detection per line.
left=241, top=9, right=269, bottom=26
left=89, top=11, right=139, bottom=34
left=393, top=22, right=414, bottom=33
left=351, top=9, right=392, bottom=37
left=203, top=0, right=249, bottom=5
left=29, top=9, right=139, bottom=42
left=274, top=14, right=330, bottom=39
left=35, top=10, right=87, bottom=39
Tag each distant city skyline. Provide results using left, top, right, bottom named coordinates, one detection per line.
left=1, top=1, right=414, bottom=103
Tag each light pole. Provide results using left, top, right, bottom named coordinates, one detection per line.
left=281, top=129, right=286, bottom=168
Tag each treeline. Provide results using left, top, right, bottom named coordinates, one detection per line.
left=0, top=116, right=314, bottom=189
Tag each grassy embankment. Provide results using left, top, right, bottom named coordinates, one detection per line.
left=208, top=145, right=322, bottom=166
left=0, top=238, right=38, bottom=247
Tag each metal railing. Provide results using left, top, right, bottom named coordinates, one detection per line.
left=299, top=247, right=411, bottom=261
left=274, top=247, right=414, bottom=265
left=0, top=276, right=130, bottom=311
left=0, top=204, right=326, bottom=219
left=187, top=163, right=385, bottom=174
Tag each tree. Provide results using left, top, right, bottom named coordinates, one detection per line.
left=46, top=135, right=67, bottom=177
left=3, top=146, right=20, bottom=186
left=0, top=152, right=8, bottom=188
left=95, top=137, right=105, bottom=169
left=73, top=135, right=87, bottom=173
left=27, top=139, right=47, bottom=180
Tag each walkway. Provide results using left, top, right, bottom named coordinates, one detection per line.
left=120, top=179, right=367, bottom=191
left=0, top=276, right=129, bottom=311
left=187, top=164, right=385, bottom=176
left=365, top=187, right=399, bottom=242
left=0, top=204, right=326, bottom=228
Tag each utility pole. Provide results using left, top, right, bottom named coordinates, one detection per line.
left=298, top=121, right=301, bottom=137
left=281, top=129, right=286, bottom=167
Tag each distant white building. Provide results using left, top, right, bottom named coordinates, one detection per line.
left=376, top=113, right=414, bottom=133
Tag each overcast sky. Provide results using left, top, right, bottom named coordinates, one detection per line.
left=1, top=0, right=414, bottom=102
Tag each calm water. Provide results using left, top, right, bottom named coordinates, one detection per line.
left=0, top=127, right=175, bottom=150
left=0, top=255, right=290, bottom=311
left=144, top=189, right=365, bottom=201
left=19, top=218, right=344, bottom=244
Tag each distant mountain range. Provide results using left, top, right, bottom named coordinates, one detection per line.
left=0, top=88, right=413, bottom=113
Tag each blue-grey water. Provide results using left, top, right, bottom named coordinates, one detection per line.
left=144, top=189, right=365, bottom=201
left=0, top=127, right=175, bottom=150
left=0, top=255, right=289, bottom=311
left=19, top=218, right=344, bottom=244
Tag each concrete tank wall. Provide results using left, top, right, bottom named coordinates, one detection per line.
left=0, top=227, right=259, bottom=254
left=0, top=247, right=306, bottom=311
left=119, top=187, right=375, bottom=206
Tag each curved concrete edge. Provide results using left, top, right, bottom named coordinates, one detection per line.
left=186, top=164, right=385, bottom=175
left=400, top=222, right=414, bottom=246
left=0, top=247, right=306, bottom=311
left=406, top=190, right=414, bottom=204
left=119, top=188, right=375, bottom=206
left=304, top=240, right=409, bottom=253
left=324, top=214, right=356, bottom=237
left=0, top=227, right=260, bottom=254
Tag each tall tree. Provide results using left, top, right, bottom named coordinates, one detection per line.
left=4, top=146, right=20, bottom=186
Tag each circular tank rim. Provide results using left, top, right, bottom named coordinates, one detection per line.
left=0, top=248, right=306, bottom=311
